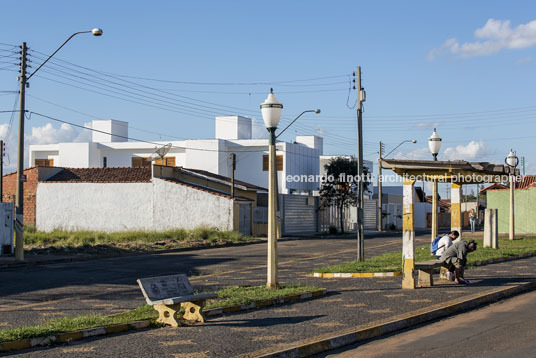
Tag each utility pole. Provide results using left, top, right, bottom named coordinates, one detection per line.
left=377, top=141, right=383, bottom=232
left=356, top=66, right=365, bottom=261
left=15, top=42, right=27, bottom=262
left=230, top=153, right=236, bottom=198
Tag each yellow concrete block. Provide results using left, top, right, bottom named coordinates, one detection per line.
left=56, top=331, right=83, bottom=342
left=1, top=339, right=31, bottom=352
left=105, top=323, right=129, bottom=334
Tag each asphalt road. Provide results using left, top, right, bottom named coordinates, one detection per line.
left=0, top=233, right=430, bottom=329
left=323, top=289, right=536, bottom=358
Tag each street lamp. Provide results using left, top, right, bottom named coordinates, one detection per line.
left=14, top=29, right=103, bottom=262
left=260, top=89, right=320, bottom=288
left=378, top=139, right=417, bottom=231
left=428, top=128, right=442, bottom=161
left=428, top=128, right=442, bottom=243
left=505, top=149, right=519, bottom=241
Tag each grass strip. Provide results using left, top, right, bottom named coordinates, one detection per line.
left=22, top=226, right=259, bottom=255
left=0, top=285, right=322, bottom=343
left=314, top=237, right=536, bottom=273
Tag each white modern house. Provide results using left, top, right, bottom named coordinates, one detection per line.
left=29, top=116, right=323, bottom=194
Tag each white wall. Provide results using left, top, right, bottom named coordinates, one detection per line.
left=35, top=178, right=235, bottom=232
left=92, top=120, right=128, bottom=142
left=215, top=116, right=252, bottom=140
left=36, top=182, right=153, bottom=232
left=152, top=179, right=234, bottom=230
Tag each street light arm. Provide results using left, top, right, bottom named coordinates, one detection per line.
left=384, top=139, right=416, bottom=158
left=276, top=109, right=320, bottom=139
left=27, top=30, right=93, bottom=81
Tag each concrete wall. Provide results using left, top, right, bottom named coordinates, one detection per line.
left=36, top=182, right=153, bottom=232
left=486, top=187, right=536, bottom=234
left=152, top=179, right=234, bottom=231
left=36, top=178, right=235, bottom=232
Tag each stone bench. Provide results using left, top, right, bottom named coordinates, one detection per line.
left=137, top=274, right=218, bottom=327
left=415, top=260, right=445, bottom=287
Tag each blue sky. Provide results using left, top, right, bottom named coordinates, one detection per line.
left=1, top=1, right=535, bottom=195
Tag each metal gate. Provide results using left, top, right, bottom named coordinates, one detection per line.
left=0, top=202, right=13, bottom=254
left=238, top=203, right=251, bottom=235
left=280, top=195, right=318, bottom=236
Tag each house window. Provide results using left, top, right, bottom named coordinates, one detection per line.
left=131, top=157, right=151, bottom=168
left=35, top=159, right=54, bottom=167
left=103, top=157, right=107, bottom=168
left=154, top=157, right=176, bottom=166
left=262, top=155, right=283, bottom=171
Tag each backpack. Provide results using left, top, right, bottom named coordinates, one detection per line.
left=430, top=235, right=443, bottom=255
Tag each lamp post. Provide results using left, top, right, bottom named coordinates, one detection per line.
left=260, top=89, right=320, bottom=288
left=14, top=28, right=103, bottom=262
left=378, top=139, right=417, bottom=231
left=428, top=129, right=442, bottom=242
left=505, top=150, right=519, bottom=241
left=260, top=89, right=282, bottom=288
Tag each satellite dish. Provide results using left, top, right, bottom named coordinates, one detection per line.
left=150, top=143, right=172, bottom=162
left=150, top=143, right=172, bottom=178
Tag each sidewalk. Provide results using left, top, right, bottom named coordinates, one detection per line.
left=3, top=241, right=536, bottom=357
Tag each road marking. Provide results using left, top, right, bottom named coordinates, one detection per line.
left=162, top=340, right=196, bottom=346
left=172, top=352, right=208, bottom=358
left=407, top=299, right=432, bottom=303
left=384, top=294, right=405, bottom=298
left=252, top=335, right=284, bottom=341
left=273, top=308, right=298, bottom=313
left=343, top=303, right=367, bottom=308
left=313, top=322, right=345, bottom=327
left=367, top=308, right=391, bottom=313
left=62, top=346, right=95, bottom=353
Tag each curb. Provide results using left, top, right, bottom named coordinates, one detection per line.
left=0, top=320, right=152, bottom=353
left=312, top=252, right=535, bottom=279
left=472, top=252, right=534, bottom=267
left=313, top=272, right=402, bottom=278
left=240, top=281, right=536, bottom=358
left=0, top=289, right=327, bottom=353
left=204, top=289, right=327, bottom=317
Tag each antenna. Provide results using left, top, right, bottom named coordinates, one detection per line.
left=150, top=143, right=172, bottom=177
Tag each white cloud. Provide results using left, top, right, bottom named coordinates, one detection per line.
left=397, top=141, right=489, bottom=161
left=515, top=56, right=532, bottom=65
left=442, top=141, right=489, bottom=160
left=1, top=121, right=92, bottom=172
left=428, top=18, right=536, bottom=60
left=415, top=122, right=439, bottom=129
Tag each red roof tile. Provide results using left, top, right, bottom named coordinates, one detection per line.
left=44, top=167, right=152, bottom=183
left=515, top=175, right=536, bottom=189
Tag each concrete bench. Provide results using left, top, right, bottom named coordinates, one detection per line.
left=137, top=274, right=218, bottom=327
left=415, top=260, right=445, bottom=287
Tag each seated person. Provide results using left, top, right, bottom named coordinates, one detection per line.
left=439, top=240, right=477, bottom=284
left=435, top=230, right=459, bottom=259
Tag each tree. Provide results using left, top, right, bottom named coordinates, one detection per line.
left=319, top=156, right=371, bottom=233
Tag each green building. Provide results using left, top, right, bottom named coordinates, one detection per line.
left=485, top=176, right=536, bottom=234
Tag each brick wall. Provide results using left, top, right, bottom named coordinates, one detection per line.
left=2, top=167, right=39, bottom=226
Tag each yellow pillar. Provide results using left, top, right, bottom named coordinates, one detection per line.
left=451, top=182, right=462, bottom=240
left=402, top=178, right=416, bottom=289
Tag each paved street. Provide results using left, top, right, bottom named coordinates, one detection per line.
left=0, top=233, right=426, bottom=329
left=323, top=289, right=536, bottom=358
left=0, top=234, right=535, bottom=357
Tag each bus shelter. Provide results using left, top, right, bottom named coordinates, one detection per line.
left=380, top=159, right=519, bottom=289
